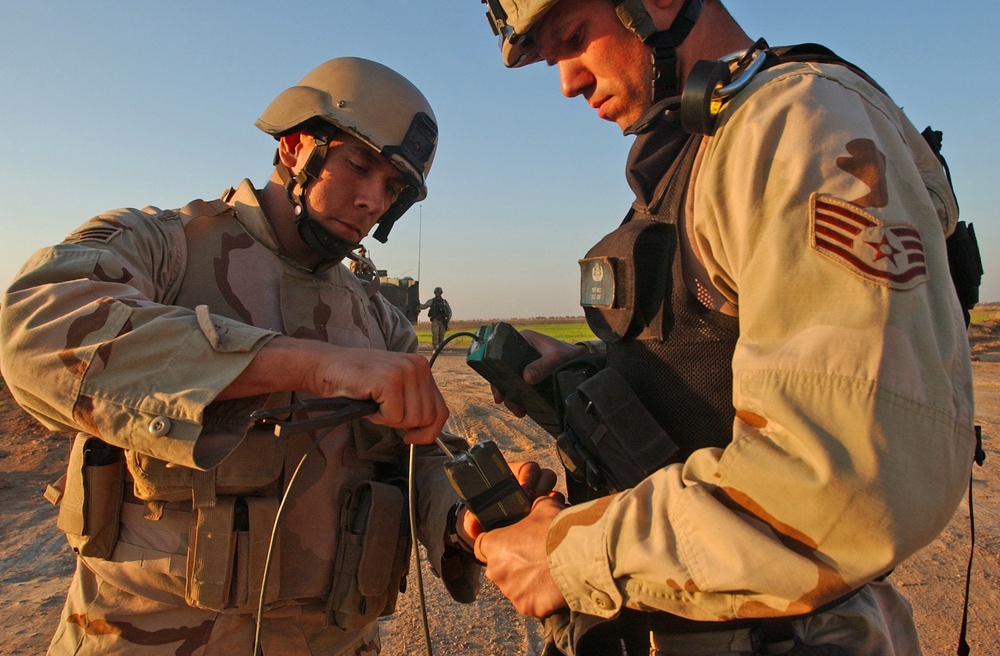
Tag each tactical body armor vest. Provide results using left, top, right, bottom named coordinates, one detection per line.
left=49, top=189, right=414, bottom=627
left=427, top=296, right=449, bottom=320
left=579, top=128, right=737, bottom=497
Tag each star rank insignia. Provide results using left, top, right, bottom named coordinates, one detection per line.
left=810, top=194, right=928, bottom=290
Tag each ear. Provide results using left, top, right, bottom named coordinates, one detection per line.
left=276, top=133, right=306, bottom=170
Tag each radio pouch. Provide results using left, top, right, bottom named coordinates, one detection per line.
left=326, top=480, right=410, bottom=631
left=559, top=368, right=680, bottom=495
left=49, top=435, right=125, bottom=559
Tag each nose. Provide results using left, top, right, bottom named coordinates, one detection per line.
left=558, top=58, right=593, bottom=99
left=354, top=175, right=392, bottom=221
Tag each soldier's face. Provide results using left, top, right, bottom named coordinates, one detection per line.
left=303, top=133, right=407, bottom=244
left=536, top=0, right=653, bottom=130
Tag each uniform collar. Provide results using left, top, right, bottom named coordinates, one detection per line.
left=625, top=102, right=690, bottom=211
left=224, top=179, right=285, bottom=254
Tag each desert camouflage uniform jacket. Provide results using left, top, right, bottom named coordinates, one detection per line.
left=547, top=61, right=976, bottom=653
left=0, top=180, right=476, bottom=653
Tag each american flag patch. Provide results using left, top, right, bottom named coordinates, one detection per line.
left=810, top=194, right=927, bottom=290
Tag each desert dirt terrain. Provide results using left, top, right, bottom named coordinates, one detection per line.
left=2, top=320, right=999, bottom=655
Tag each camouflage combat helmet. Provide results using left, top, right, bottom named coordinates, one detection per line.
left=256, top=57, right=438, bottom=259
left=480, top=0, right=704, bottom=102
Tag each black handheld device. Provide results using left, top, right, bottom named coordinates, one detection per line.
left=442, top=440, right=530, bottom=531
left=465, top=322, right=562, bottom=436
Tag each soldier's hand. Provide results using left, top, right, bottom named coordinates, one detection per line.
left=311, top=345, right=448, bottom=445
left=221, top=336, right=448, bottom=444
left=474, top=497, right=568, bottom=618
left=511, top=460, right=559, bottom=501
left=490, top=330, right=587, bottom=417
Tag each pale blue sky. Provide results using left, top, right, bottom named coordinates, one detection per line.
left=1, top=1, right=996, bottom=320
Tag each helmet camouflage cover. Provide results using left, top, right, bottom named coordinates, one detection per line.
left=256, top=57, right=438, bottom=242
left=481, top=0, right=562, bottom=67
left=481, top=0, right=658, bottom=68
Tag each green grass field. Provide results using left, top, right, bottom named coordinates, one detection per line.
left=970, top=303, right=1000, bottom=324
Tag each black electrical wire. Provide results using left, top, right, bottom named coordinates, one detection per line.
left=410, top=331, right=480, bottom=656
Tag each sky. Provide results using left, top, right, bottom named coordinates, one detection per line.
left=1, top=1, right=996, bottom=321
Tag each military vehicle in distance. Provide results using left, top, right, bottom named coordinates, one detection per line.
left=378, top=271, right=421, bottom=324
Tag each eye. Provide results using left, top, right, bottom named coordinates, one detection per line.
left=386, top=183, right=405, bottom=204
left=566, top=30, right=582, bottom=51
left=348, top=159, right=367, bottom=174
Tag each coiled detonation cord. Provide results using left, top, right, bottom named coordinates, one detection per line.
left=252, top=331, right=478, bottom=656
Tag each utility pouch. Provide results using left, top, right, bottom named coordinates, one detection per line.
left=946, top=220, right=984, bottom=325
left=326, top=480, right=410, bottom=631
left=559, top=368, right=679, bottom=495
left=233, top=497, right=281, bottom=612
left=580, top=219, right=674, bottom=343
left=51, top=435, right=125, bottom=559
left=185, top=496, right=237, bottom=611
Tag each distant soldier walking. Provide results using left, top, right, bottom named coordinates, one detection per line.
left=421, top=286, right=452, bottom=351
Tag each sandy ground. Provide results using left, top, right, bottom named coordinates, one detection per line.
left=2, top=329, right=999, bottom=655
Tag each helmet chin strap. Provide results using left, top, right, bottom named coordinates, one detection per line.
left=273, top=135, right=360, bottom=266
left=614, top=0, right=704, bottom=103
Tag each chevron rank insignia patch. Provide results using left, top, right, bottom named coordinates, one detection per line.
left=63, top=217, right=132, bottom=245
left=810, top=194, right=928, bottom=290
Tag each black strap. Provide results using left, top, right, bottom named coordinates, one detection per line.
left=957, top=426, right=986, bottom=656
left=645, top=0, right=703, bottom=103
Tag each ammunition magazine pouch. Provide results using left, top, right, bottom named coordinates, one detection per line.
left=46, top=435, right=125, bottom=559
left=326, top=479, right=411, bottom=631
left=184, top=496, right=280, bottom=612
left=558, top=368, right=679, bottom=496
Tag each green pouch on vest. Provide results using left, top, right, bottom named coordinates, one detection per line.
left=50, top=435, right=125, bottom=559
left=560, top=368, right=679, bottom=494
left=326, top=480, right=410, bottom=631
